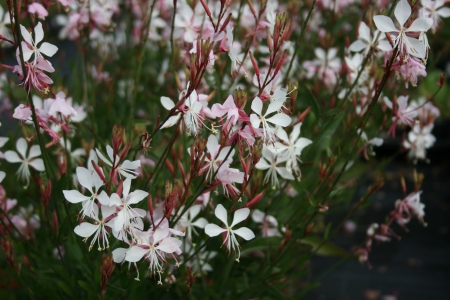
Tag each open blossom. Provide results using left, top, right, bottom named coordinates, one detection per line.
left=204, top=135, right=235, bottom=182
left=373, top=0, right=433, bottom=60
left=394, top=191, right=425, bottom=226
left=211, top=96, right=239, bottom=132
left=255, top=146, right=294, bottom=189
left=384, top=95, right=418, bottom=136
left=20, top=22, right=58, bottom=64
left=205, top=204, right=255, bottom=262
left=349, top=21, right=392, bottom=55
left=421, top=0, right=450, bottom=32
left=302, top=48, right=341, bottom=88
left=4, top=138, right=45, bottom=185
left=251, top=209, right=282, bottom=237
left=74, top=204, right=115, bottom=251
left=216, top=160, right=245, bottom=198
left=96, top=145, right=140, bottom=182
left=63, top=167, right=109, bottom=219
left=28, top=3, right=49, bottom=20
left=176, top=204, right=208, bottom=242
left=250, top=97, right=291, bottom=144
left=403, top=124, right=435, bottom=160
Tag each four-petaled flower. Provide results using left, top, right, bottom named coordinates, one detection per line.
left=205, top=204, right=255, bottom=262
left=20, top=22, right=58, bottom=64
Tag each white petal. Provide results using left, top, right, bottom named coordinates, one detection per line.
left=251, top=209, right=265, bottom=223
left=0, top=172, right=4, bottom=183
left=112, top=248, right=128, bottom=263
left=21, top=42, right=34, bottom=61
left=157, top=237, right=182, bottom=253
left=4, top=151, right=22, bottom=163
left=394, top=0, right=411, bottom=26
left=250, top=114, right=261, bottom=128
left=114, top=210, right=126, bottom=232
left=16, top=138, right=27, bottom=158
left=438, top=7, right=450, bottom=18
left=125, top=246, right=148, bottom=262
left=106, top=145, right=115, bottom=162
left=214, top=204, right=228, bottom=226
left=34, top=22, right=44, bottom=45
left=76, top=167, right=94, bottom=193
left=123, top=177, right=131, bottom=198
left=189, top=204, right=202, bottom=219
left=406, top=18, right=433, bottom=32
left=373, top=16, right=398, bottom=32
left=121, top=160, right=140, bottom=170
left=277, top=167, right=295, bottom=180
left=207, top=135, right=218, bottom=156
left=255, top=157, right=271, bottom=170
left=28, top=145, right=41, bottom=159
left=74, top=222, right=98, bottom=238
left=266, top=100, right=285, bottom=116
left=63, top=190, right=90, bottom=203
left=204, top=224, right=226, bottom=237
left=39, top=42, right=58, bottom=57
left=97, top=191, right=110, bottom=205
left=128, top=190, right=148, bottom=205
left=294, top=138, right=312, bottom=154
left=29, top=159, right=45, bottom=171
left=251, top=97, right=263, bottom=115
left=359, top=21, right=371, bottom=42
left=349, top=40, right=367, bottom=52
left=266, top=113, right=291, bottom=127
left=109, top=193, right=122, bottom=207
left=161, top=96, right=175, bottom=110
left=231, top=208, right=250, bottom=228
left=153, top=228, right=169, bottom=243
left=233, top=227, right=255, bottom=240
left=95, top=149, right=112, bottom=166
left=20, top=25, right=32, bottom=44
left=192, top=217, right=208, bottom=229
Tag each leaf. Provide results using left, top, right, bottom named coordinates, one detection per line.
left=298, top=83, right=320, bottom=119
left=240, top=236, right=282, bottom=255
left=77, top=280, right=96, bottom=295
left=323, top=222, right=332, bottom=240
left=57, top=281, right=72, bottom=296
left=300, top=235, right=349, bottom=257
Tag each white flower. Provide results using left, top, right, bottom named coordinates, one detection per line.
left=96, top=145, right=140, bottom=179
left=160, top=96, right=181, bottom=128
left=373, top=0, right=433, bottom=59
left=275, top=123, right=312, bottom=180
left=74, top=204, right=115, bottom=251
left=421, top=0, right=450, bottom=32
left=349, top=21, right=392, bottom=55
left=251, top=209, right=282, bottom=237
left=226, top=25, right=241, bottom=73
left=177, top=204, right=208, bottom=241
left=204, top=135, right=235, bottom=182
left=4, top=138, right=45, bottom=185
left=405, top=191, right=425, bottom=222
left=109, top=177, right=147, bottom=233
left=250, top=97, right=291, bottom=144
left=0, top=4, right=13, bottom=48
left=205, top=204, right=255, bottom=262
left=63, top=167, right=108, bottom=219
left=255, top=146, right=294, bottom=188
left=403, top=124, right=435, bottom=160
left=183, top=87, right=204, bottom=136
left=20, top=22, right=58, bottom=64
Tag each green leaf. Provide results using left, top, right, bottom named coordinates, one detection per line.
left=300, top=236, right=349, bottom=257
left=298, top=83, right=320, bottom=119
left=77, top=280, right=96, bottom=295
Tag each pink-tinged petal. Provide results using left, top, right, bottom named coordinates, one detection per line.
left=128, top=190, right=148, bottom=205
left=266, top=113, right=291, bottom=127
left=406, top=36, right=426, bottom=58
left=207, top=135, right=218, bottom=156
left=76, top=167, right=93, bottom=193
left=28, top=145, right=41, bottom=159
left=29, top=158, right=45, bottom=171
left=21, top=42, right=34, bottom=61
left=373, top=16, right=398, bottom=32
left=95, top=149, right=112, bottom=167
left=153, top=228, right=169, bottom=243
left=34, top=22, right=44, bottom=44
left=157, top=237, right=182, bottom=253
left=250, top=114, right=261, bottom=128
left=349, top=40, right=367, bottom=52
left=214, top=204, right=228, bottom=226
left=205, top=224, right=227, bottom=237
left=406, top=17, right=433, bottom=32
left=112, top=248, right=127, bottom=263
left=266, top=100, right=284, bottom=116
left=74, top=222, right=98, bottom=237
left=92, top=171, right=104, bottom=191
left=16, top=138, right=28, bottom=159
left=20, top=25, right=32, bottom=44
left=109, top=193, right=122, bottom=207
left=192, top=217, right=208, bottom=229
left=233, top=227, right=255, bottom=240
left=394, top=0, right=411, bottom=26
left=161, top=96, right=175, bottom=110
left=251, top=97, right=263, bottom=115
left=39, top=42, right=58, bottom=57
left=97, top=191, right=110, bottom=206
left=4, top=151, right=22, bottom=163
left=63, top=190, right=90, bottom=203
left=101, top=204, right=115, bottom=219
left=231, top=208, right=250, bottom=228
left=125, top=246, right=148, bottom=262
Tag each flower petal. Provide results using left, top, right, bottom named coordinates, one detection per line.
left=16, top=138, right=27, bottom=159
left=20, top=25, right=32, bottom=44
left=251, top=97, right=263, bottom=115
left=192, top=217, right=208, bottom=229
left=204, top=224, right=227, bottom=237
left=349, top=40, right=367, bottom=52
left=231, top=208, right=250, bottom=228
left=39, top=42, right=58, bottom=57
left=394, top=0, right=411, bottom=26
left=406, top=17, right=433, bottom=32
left=125, top=246, right=148, bottom=262
left=4, top=151, right=22, bottom=163
left=74, top=222, right=98, bottom=238
left=214, top=204, right=228, bottom=226
left=373, top=16, right=398, bottom=32
left=161, top=96, right=175, bottom=110
left=266, top=99, right=284, bottom=116
left=250, top=114, right=261, bottom=128
left=207, top=135, right=218, bottom=156
left=34, top=22, right=44, bottom=45
left=157, top=237, right=182, bottom=253
left=128, top=190, right=148, bottom=205
left=76, top=167, right=93, bottom=194
left=266, top=113, right=291, bottom=127
left=233, top=227, right=255, bottom=240
left=97, top=191, right=110, bottom=206
left=112, top=248, right=128, bottom=263
left=29, top=158, right=45, bottom=171
left=63, top=190, right=90, bottom=203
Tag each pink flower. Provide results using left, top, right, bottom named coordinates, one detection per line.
left=216, top=160, right=245, bottom=198
left=20, top=22, right=58, bottom=64
left=28, top=3, right=48, bottom=20
left=211, top=96, right=240, bottom=132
